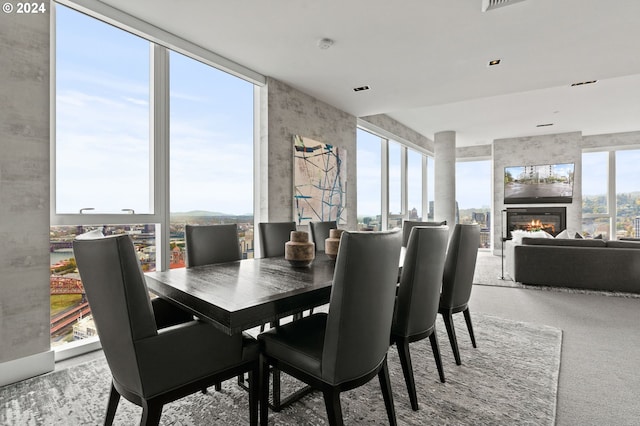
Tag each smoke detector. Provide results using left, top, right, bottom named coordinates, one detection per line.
left=482, top=0, right=527, bottom=12
left=317, top=38, right=334, bottom=49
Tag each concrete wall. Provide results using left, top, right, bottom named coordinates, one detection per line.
left=359, top=113, right=433, bottom=152
left=581, top=130, right=640, bottom=150
left=493, top=132, right=583, bottom=254
left=0, top=10, right=53, bottom=382
left=457, top=144, right=492, bottom=160
left=261, top=77, right=358, bottom=229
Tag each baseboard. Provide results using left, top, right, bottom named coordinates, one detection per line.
left=53, top=336, right=101, bottom=362
left=0, top=350, right=55, bottom=387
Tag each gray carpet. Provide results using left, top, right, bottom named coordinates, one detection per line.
left=1, top=313, right=561, bottom=425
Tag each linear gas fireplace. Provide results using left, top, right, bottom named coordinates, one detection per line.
left=505, top=207, right=566, bottom=238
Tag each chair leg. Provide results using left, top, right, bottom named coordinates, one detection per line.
left=140, top=400, right=163, bottom=426
left=322, top=388, right=344, bottom=426
left=378, top=357, right=397, bottom=426
left=248, top=366, right=259, bottom=426
left=442, top=312, right=462, bottom=365
left=463, top=308, right=477, bottom=348
left=214, top=382, right=222, bottom=391
left=271, top=368, right=281, bottom=411
left=104, top=383, right=120, bottom=426
left=429, top=330, right=446, bottom=383
left=259, top=356, right=270, bottom=426
left=395, top=338, right=419, bottom=410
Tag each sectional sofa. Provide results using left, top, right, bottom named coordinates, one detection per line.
left=513, top=237, right=640, bottom=293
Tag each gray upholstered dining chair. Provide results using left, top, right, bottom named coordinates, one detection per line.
left=391, top=225, right=449, bottom=411
left=308, top=220, right=337, bottom=252
left=185, top=223, right=244, bottom=390
left=185, top=223, right=242, bottom=267
left=401, top=220, right=447, bottom=247
left=258, top=230, right=402, bottom=425
left=258, top=221, right=296, bottom=258
left=439, top=223, right=481, bottom=365
left=73, top=234, right=259, bottom=425
left=257, top=221, right=297, bottom=328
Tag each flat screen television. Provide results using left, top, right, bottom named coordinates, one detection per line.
left=504, top=163, right=574, bottom=204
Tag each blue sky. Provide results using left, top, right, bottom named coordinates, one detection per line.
left=56, top=5, right=253, bottom=215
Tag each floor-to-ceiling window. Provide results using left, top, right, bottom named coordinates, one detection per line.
left=55, top=6, right=151, bottom=216
left=427, top=156, right=435, bottom=219
left=582, top=151, right=610, bottom=238
left=407, top=148, right=424, bottom=221
left=456, top=160, right=492, bottom=248
left=169, top=51, right=254, bottom=265
left=356, top=128, right=382, bottom=230
left=615, top=149, right=640, bottom=238
left=52, top=5, right=157, bottom=349
left=582, top=148, right=640, bottom=239
left=51, top=4, right=257, bottom=351
left=356, top=126, right=430, bottom=231
left=387, top=141, right=403, bottom=229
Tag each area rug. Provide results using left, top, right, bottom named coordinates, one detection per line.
left=0, top=314, right=561, bottom=425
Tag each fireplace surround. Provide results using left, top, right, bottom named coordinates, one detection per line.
left=505, top=207, right=567, bottom=239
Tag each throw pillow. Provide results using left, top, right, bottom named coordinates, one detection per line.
left=574, top=232, right=584, bottom=239
left=594, top=234, right=604, bottom=239
left=510, top=230, right=529, bottom=244
left=511, top=229, right=553, bottom=244
left=555, top=229, right=569, bottom=239
left=530, top=230, right=553, bottom=239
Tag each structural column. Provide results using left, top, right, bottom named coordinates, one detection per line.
left=0, top=10, right=53, bottom=385
left=434, top=131, right=456, bottom=229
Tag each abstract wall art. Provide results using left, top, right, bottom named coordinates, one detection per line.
left=293, top=135, right=347, bottom=225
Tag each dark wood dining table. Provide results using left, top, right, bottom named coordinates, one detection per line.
left=145, top=253, right=337, bottom=336
left=145, top=247, right=404, bottom=409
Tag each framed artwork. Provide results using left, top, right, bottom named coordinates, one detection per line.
left=293, top=135, right=347, bottom=225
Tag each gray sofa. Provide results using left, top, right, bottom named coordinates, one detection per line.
left=514, top=237, right=640, bottom=293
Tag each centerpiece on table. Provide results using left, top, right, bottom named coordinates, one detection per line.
left=285, top=231, right=315, bottom=267
left=324, top=228, right=344, bottom=260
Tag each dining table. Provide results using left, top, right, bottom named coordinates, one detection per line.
left=145, top=253, right=338, bottom=336
left=145, top=246, right=405, bottom=409
left=145, top=248, right=406, bottom=336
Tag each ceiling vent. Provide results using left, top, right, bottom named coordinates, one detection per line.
left=482, top=0, right=527, bottom=12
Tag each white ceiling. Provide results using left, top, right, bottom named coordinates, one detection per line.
left=94, top=0, right=640, bottom=147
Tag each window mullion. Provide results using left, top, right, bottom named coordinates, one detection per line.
left=381, top=138, right=389, bottom=231
left=151, top=44, right=170, bottom=271
left=608, top=150, right=616, bottom=238
left=422, top=154, right=428, bottom=220
left=401, top=145, right=408, bottom=219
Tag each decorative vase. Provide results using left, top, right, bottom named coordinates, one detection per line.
left=324, top=228, right=344, bottom=260
left=285, top=231, right=315, bottom=267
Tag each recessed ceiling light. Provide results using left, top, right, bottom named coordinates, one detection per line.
left=353, top=85, right=370, bottom=92
left=570, top=80, right=597, bottom=87
left=536, top=123, right=554, bottom=127
left=488, top=59, right=501, bottom=66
